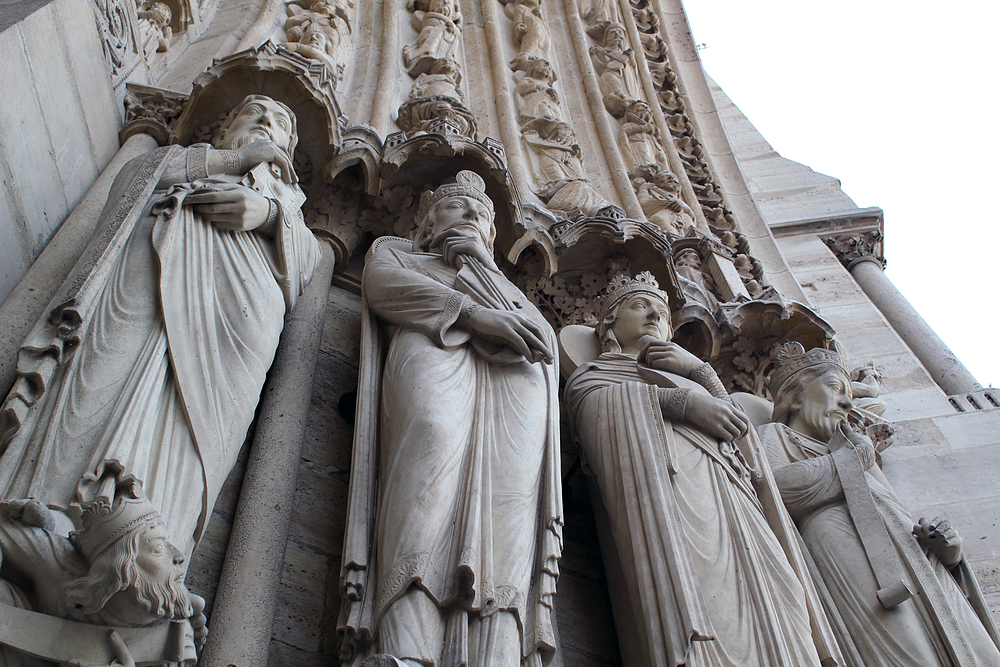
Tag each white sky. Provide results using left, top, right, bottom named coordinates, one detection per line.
left=682, top=0, right=1000, bottom=388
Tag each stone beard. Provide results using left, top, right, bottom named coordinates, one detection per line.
left=564, top=276, right=832, bottom=667
left=761, top=345, right=1000, bottom=666
left=340, top=172, right=562, bottom=667
left=0, top=95, right=321, bottom=561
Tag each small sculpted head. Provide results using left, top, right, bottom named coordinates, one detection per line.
left=598, top=272, right=672, bottom=354
left=215, top=95, right=298, bottom=159
left=770, top=342, right=853, bottom=442
left=65, top=519, right=192, bottom=625
left=66, top=473, right=193, bottom=626
left=603, top=23, right=627, bottom=49
left=415, top=171, right=496, bottom=255
left=675, top=248, right=701, bottom=269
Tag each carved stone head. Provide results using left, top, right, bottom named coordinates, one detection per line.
left=215, top=95, right=299, bottom=160
left=66, top=474, right=192, bottom=625
left=769, top=342, right=853, bottom=441
left=597, top=272, right=672, bottom=353
left=414, top=171, right=497, bottom=254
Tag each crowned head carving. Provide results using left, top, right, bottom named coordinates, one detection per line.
left=769, top=341, right=853, bottom=441
left=414, top=171, right=497, bottom=254
left=215, top=94, right=298, bottom=159
left=597, top=272, right=672, bottom=353
left=65, top=471, right=193, bottom=626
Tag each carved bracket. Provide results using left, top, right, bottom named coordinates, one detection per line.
left=824, top=230, right=886, bottom=270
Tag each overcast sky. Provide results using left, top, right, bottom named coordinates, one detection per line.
left=682, top=0, right=999, bottom=389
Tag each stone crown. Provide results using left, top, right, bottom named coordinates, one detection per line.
left=601, top=271, right=669, bottom=321
left=73, top=479, right=160, bottom=561
left=417, top=170, right=493, bottom=223
left=768, top=341, right=848, bottom=397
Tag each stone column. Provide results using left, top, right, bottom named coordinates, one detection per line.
left=826, top=231, right=980, bottom=395
left=199, top=243, right=335, bottom=667
left=0, top=132, right=159, bottom=399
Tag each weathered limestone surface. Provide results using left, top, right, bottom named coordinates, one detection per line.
left=0, top=0, right=120, bottom=302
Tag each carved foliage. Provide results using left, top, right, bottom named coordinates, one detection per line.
left=90, top=0, right=143, bottom=92
left=824, top=230, right=885, bottom=269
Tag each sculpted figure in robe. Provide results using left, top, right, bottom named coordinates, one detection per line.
left=340, top=171, right=563, bottom=667
left=760, top=343, right=1000, bottom=666
left=619, top=100, right=667, bottom=172
left=0, top=95, right=322, bottom=563
left=507, top=0, right=551, bottom=66
left=523, top=119, right=609, bottom=219
left=564, top=273, right=838, bottom=667
left=631, top=166, right=695, bottom=235
left=403, top=0, right=462, bottom=77
left=512, top=59, right=561, bottom=126
left=589, top=23, right=637, bottom=116
left=283, top=0, right=353, bottom=81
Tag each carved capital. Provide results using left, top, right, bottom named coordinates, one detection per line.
left=121, top=84, right=189, bottom=145
left=824, top=231, right=885, bottom=270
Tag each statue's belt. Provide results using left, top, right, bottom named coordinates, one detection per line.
left=831, top=441, right=913, bottom=608
left=0, top=602, right=196, bottom=666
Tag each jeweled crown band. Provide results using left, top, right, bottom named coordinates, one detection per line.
left=768, top=341, right=848, bottom=396
left=600, top=271, right=670, bottom=322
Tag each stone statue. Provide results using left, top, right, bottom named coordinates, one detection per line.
left=0, top=95, right=322, bottom=563
left=760, top=343, right=1000, bottom=666
left=0, top=468, right=206, bottom=666
left=564, top=273, right=840, bottom=667
left=506, top=0, right=551, bottom=66
left=403, top=0, right=462, bottom=77
left=619, top=100, right=667, bottom=171
left=578, top=0, right=616, bottom=28
left=589, top=23, right=636, bottom=116
left=631, top=165, right=695, bottom=235
left=283, top=0, right=353, bottom=81
left=340, top=171, right=562, bottom=667
left=136, top=1, right=172, bottom=57
left=512, top=59, right=561, bottom=126
left=523, top=119, right=609, bottom=218
left=673, top=248, right=718, bottom=312
left=396, top=58, right=476, bottom=137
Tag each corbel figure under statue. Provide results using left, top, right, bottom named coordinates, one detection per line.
left=562, top=272, right=842, bottom=667
left=0, top=95, right=322, bottom=664
left=760, top=342, right=1000, bottom=666
left=339, top=171, right=563, bottom=667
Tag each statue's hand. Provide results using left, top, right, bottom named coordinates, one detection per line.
left=0, top=499, right=55, bottom=531
left=683, top=392, right=748, bottom=442
left=839, top=421, right=876, bottom=471
left=185, top=183, right=273, bottom=233
left=230, top=140, right=296, bottom=184
left=640, top=340, right=702, bottom=377
left=465, top=308, right=553, bottom=365
left=914, top=516, right=963, bottom=568
left=435, top=230, right=499, bottom=272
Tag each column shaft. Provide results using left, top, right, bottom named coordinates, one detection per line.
left=199, top=243, right=335, bottom=667
left=850, top=258, right=979, bottom=395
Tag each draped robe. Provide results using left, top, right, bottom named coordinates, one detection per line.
left=565, top=355, right=825, bottom=667
left=0, top=145, right=321, bottom=557
left=340, top=245, right=562, bottom=666
left=760, top=422, right=1000, bottom=667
